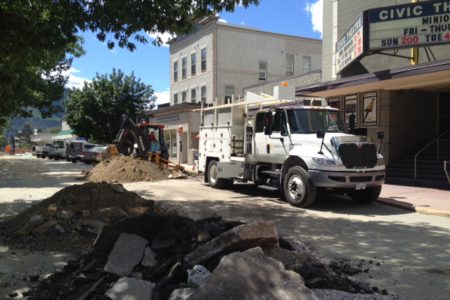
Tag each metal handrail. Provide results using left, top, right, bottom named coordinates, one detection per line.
left=445, top=161, right=450, bottom=184
left=414, top=128, right=450, bottom=179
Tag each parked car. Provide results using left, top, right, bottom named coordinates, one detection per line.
left=81, top=146, right=107, bottom=164
left=48, top=140, right=67, bottom=160
left=41, top=144, right=53, bottom=159
left=66, top=140, right=96, bottom=163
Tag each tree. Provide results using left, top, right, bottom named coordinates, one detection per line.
left=0, top=0, right=259, bottom=126
left=19, top=124, right=34, bottom=143
left=65, top=69, right=153, bottom=143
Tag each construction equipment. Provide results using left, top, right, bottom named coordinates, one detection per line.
left=108, top=114, right=170, bottom=163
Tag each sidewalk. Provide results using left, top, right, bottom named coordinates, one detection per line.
left=378, top=184, right=450, bottom=218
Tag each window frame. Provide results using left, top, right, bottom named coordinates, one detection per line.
left=285, top=53, right=294, bottom=76
left=224, top=85, right=235, bottom=104
left=201, top=48, right=207, bottom=72
left=191, top=88, right=197, bottom=103
left=303, top=56, right=312, bottom=73
left=201, top=86, right=207, bottom=103
left=173, top=93, right=178, bottom=104
left=182, top=90, right=187, bottom=103
left=191, top=53, right=196, bottom=76
left=182, top=57, right=187, bottom=79
left=258, top=61, right=267, bottom=81
left=173, top=60, right=178, bottom=82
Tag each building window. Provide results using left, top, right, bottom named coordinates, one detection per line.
left=201, top=48, right=207, bottom=72
left=182, top=57, right=187, bottom=79
left=174, top=93, right=178, bottom=104
left=182, top=90, right=187, bottom=102
left=201, top=86, right=207, bottom=103
left=303, top=56, right=312, bottom=73
left=191, top=88, right=196, bottom=103
left=173, top=61, right=178, bottom=82
left=224, top=85, right=234, bottom=104
left=258, top=61, right=267, bottom=81
left=191, top=53, right=196, bottom=76
left=285, top=53, right=294, bottom=76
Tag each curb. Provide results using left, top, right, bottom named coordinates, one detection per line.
left=377, top=197, right=450, bottom=218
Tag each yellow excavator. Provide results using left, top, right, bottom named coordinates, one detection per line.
left=106, top=115, right=183, bottom=170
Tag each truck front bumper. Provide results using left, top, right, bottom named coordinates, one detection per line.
left=309, top=169, right=385, bottom=188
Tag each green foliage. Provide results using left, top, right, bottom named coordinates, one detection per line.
left=19, top=124, right=34, bottom=142
left=0, top=0, right=258, bottom=123
left=65, top=69, right=153, bottom=144
left=49, top=127, right=62, bottom=134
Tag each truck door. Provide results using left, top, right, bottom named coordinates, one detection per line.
left=254, top=112, right=271, bottom=162
left=266, top=109, right=290, bottom=164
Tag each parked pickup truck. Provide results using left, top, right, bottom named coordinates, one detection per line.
left=48, top=140, right=67, bottom=160
left=66, top=140, right=97, bottom=163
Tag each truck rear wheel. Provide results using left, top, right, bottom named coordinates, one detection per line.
left=349, top=186, right=381, bottom=203
left=207, top=161, right=232, bottom=189
left=283, top=166, right=317, bottom=208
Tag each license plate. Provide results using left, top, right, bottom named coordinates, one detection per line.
left=355, top=183, right=367, bottom=190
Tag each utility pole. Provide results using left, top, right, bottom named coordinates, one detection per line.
left=411, top=0, right=419, bottom=65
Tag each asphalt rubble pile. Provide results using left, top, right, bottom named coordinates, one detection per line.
left=83, top=156, right=187, bottom=184
left=27, top=213, right=404, bottom=300
left=0, top=182, right=171, bottom=253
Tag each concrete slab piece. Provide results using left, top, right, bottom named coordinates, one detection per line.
left=104, top=233, right=148, bottom=276
left=188, top=247, right=314, bottom=300
left=105, top=277, right=155, bottom=300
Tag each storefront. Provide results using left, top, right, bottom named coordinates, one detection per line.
left=296, top=59, right=450, bottom=187
left=147, top=103, right=201, bottom=164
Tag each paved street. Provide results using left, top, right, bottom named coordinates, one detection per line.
left=1, top=155, right=450, bottom=299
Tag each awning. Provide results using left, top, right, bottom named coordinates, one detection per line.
left=52, top=129, right=76, bottom=140
left=296, top=58, right=450, bottom=98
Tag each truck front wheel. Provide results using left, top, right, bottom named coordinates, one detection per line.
left=283, top=166, right=317, bottom=208
left=207, top=161, right=232, bottom=189
left=349, top=186, right=381, bottom=203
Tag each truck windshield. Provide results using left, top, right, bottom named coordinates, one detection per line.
left=287, top=109, right=346, bottom=134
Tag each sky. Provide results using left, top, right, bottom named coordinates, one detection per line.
left=68, top=0, right=323, bottom=104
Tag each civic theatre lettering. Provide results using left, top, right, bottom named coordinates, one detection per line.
left=368, top=0, right=450, bottom=50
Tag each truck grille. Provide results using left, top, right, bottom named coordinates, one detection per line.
left=338, top=143, right=377, bottom=169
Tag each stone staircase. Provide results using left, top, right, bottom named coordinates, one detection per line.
left=386, top=138, right=450, bottom=189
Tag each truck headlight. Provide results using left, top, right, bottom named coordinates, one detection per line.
left=312, top=157, right=337, bottom=166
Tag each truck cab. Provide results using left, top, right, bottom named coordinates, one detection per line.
left=199, top=92, right=385, bottom=208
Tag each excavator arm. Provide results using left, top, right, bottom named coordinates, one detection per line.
left=114, top=114, right=149, bottom=159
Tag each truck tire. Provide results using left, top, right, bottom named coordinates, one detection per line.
left=349, top=186, right=381, bottom=203
left=207, top=160, right=232, bottom=189
left=283, top=166, right=317, bottom=208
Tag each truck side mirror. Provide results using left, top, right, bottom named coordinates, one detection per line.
left=316, top=130, right=325, bottom=139
left=264, top=113, right=273, bottom=135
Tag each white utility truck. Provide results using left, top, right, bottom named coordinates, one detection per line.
left=198, top=87, right=385, bottom=207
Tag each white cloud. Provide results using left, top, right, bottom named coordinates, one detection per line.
left=218, top=18, right=228, bottom=23
left=154, top=89, right=170, bottom=105
left=65, top=67, right=91, bottom=89
left=305, top=0, right=323, bottom=36
left=146, top=31, right=175, bottom=47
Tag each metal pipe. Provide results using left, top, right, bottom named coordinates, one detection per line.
left=414, top=128, right=450, bottom=179
left=445, top=161, right=450, bottom=185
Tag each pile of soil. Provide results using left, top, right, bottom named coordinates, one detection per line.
left=84, top=156, right=173, bottom=183
left=0, top=182, right=158, bottom=253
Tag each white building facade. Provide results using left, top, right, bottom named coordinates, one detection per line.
left=169, top=17, right=322, bottom=105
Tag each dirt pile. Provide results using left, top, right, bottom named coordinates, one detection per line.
left=0, top=182, right=158, bottom=253
left=84, top=156, right=175, bottom=183
left=28, top=215, right=401, bottom=300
